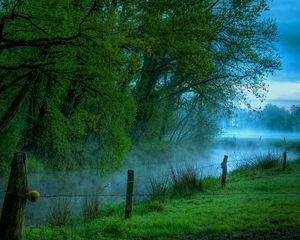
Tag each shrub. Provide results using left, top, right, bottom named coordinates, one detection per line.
left=147, top=175, right=169, bottom=202
left=47, top=197, right=72, bottom=226
left=82, top=191, right=100, bottom=222
left=170, top=165, right=203, bottom=195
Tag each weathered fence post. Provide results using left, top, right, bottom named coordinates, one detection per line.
left=221, top=155, right=228, bottom=188
left=125, top=169, right=134, bottom=219
left=283, top=151, right=287, bottom=171
left=0, top=152, right=28, bottom=240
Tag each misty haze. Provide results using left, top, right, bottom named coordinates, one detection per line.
left=0, top=1, right=299, bottom=240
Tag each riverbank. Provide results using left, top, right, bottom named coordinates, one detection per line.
left=25, top=160, right=300, bottom=240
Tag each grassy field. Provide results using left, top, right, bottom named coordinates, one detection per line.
left=25, top=161, right=300, bottom=240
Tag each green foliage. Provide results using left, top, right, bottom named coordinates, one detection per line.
left=35, top=101, right=73, bottom=170
left=27, top=154, right=45, bottom=173
left=0, top=0, right=138, bottom=172
left=0, top=103, right=27, bottom=173
left=0, top=0, right=280, bottom=172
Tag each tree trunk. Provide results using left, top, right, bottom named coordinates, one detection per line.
left=130, top=56, right=161, bottom=143
left=61, top=79, right=84, bottom=118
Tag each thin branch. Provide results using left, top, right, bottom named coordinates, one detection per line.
left=0, top=34, right=81, bottom=50
left=0, top=0, right=22, bottom=36
left=0, top=0, right=100, bottom=50
left=78, top=0, right=99, bottom=33
left=0, top=72, right=31, bottom=94
left=208, top=0, right=221, bottom=10
left=14, top=14, right=48, bottom=34
left=0, top=62, right=55, bottom=70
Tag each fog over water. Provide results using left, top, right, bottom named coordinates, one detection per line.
left=0, top=128, right=299, bottom=225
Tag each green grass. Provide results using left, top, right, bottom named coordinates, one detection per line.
left=25, top=163, right=300, bottom=240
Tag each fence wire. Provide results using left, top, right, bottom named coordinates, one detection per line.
left=0, top=155, right=297, bottom=199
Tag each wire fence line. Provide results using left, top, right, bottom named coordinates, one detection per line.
left=0, top=155, right=293, bottom=199
left=1, top=191, right=300, bottom=199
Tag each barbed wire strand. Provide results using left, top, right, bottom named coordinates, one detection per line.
left=0, top=156, right=296, bottom=198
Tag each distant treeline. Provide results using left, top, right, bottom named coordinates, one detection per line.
left=224, top=104, right=300, bottom=131
left=0, top=0, right=279, bottom=172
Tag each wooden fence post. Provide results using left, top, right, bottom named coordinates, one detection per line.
left=125, top=170, right=134, bottom=219
left=221, top=155, right=228, bottom=188
left=283, top=151, right=287, bottom=171
left=0, top=152, right=28, bottom=240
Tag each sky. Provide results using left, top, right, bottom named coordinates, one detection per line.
left=261, top=0, right=300, bottom=108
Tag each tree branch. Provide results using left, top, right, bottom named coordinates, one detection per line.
left=0, top=0, right=100, bottom=50
left=0, top=62, right=55, bottom=70
left=13, top=14, right=48, bottom=34
left=0, top=72, right=31, bottom=94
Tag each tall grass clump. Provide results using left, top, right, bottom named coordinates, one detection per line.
left=147, top=175, right=169, bottom=202
left=236, top=152, right=281, bottom=171
left=170, top=165, right=203, bottom=195
left=47, top=197, right=72, bottom=226
left=82, top=191, right=100, bottom=221
left=255, top=152, right=281, bottom=169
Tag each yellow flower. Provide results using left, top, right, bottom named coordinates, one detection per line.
left=28, top=191, right=40, bottom=202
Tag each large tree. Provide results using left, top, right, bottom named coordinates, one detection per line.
left=0, top=0, right=137, bottom=171
left=0, top=0, right=280, bottom=172
left=125, top=0, right=280, bottom=143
